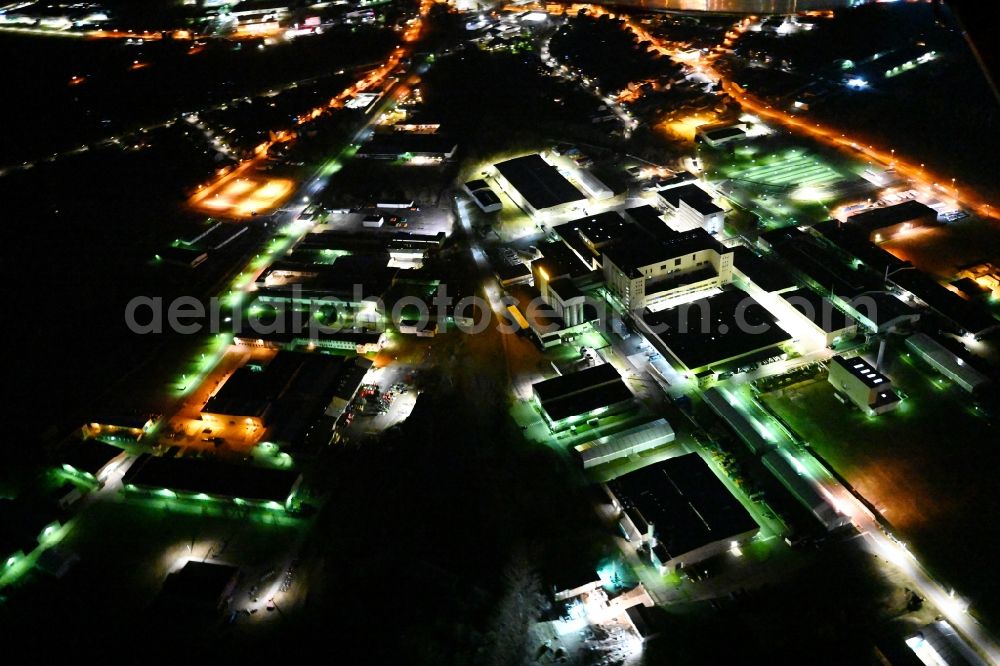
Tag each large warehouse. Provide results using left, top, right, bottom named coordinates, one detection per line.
left=606, top=453, right=758, bottom=574
left=123, top=454, right=303, bottom=512
left=845, top=200, right=938, bottom=242
left=574, top=418, right=675, bottom=469
left=531, top=363, right=633, bottom=430
left=492, top=154, right=586, bottom=219
left=639, top=288, right=792, bottom=373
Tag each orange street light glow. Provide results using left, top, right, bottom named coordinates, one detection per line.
left=191, top=167, right=294, bottom=219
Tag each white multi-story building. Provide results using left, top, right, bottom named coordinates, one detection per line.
left=657, top=183, right=725, bottom=234
left=602, top=228, right=734, bottom=311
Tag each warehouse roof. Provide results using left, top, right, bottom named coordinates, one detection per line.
left=732, top=246, right=798, bottom=293
left=549, top=277, right=585, bottom=302
left=846, top=200, right=937, bottom=233
left=62, top=440, right=125, bottom=477
left=574, top=419, right=675, bottom=467
left=608, top=453, right=757, bottom=562
left=532, top=362, right=623, bottom=402
left=781, top=288, right=855, bottom=333
left=657, top=184, right=724, bottom=216
left=624, top=205, right=678, bottom=243
left=642, top=289, right=791, bottom=370
left=532, top=363, right=633, bottom=423
left=123, top=454, right=300, bottom=504
left=494, top=154, right=585, bottom=211
left=534, top=239, right=594, bottom=281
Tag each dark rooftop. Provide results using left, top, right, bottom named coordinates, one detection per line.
left=356, top=132, right=457, bottom=158
left=533, top=362, right=624, bottom=403
left=781, top=287, right=855, bottom=333
left=846, top=200, right=937, bottom=234
left=62, top=440, right=124, bottom=477
left=553, top=211, right=630, bottom=265
left=812, top=220, right=907, bottom=273
left=159, top=561, right=239, bottom=608
left=533, top=363, right=633, bottom=423
left=203, top=351, right=323, bottom=420
left=123, top=454, right=299, bottom=504
left=471, top=188, right=502, bottom=209
left=604, top=228, right=726, bottom=278
left=654, top=171, right=698, bottom=189
left=494, top=154, right=585, bottom=211
left=732, top=246, right=798, bottom=293
left=534, top=239, right=595, bottom=281
left=890, top=270, right=998, bottom=336
left=657, top=184, right=724, bottom=216
left=699, top=126, right=746, bottom=142
left=642, top=289, right=791, bottom=371
left=549, top=277, right=585, bottom=302
left=608, top=453, right=758, bottom=562
left=624, top=205, right=678, bottom=243
left=765, top=228, right=875, bottom=298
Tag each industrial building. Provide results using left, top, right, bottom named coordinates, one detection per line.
left=574, top=418, right=675, bottom=468
left=506, top=283, right=597, bottom=348
left=622, top=205, right=674, bottom=241
left=760, top=449, right=850, bottom=531
left=702, top=388, right=850, bottom=531
left=157, top=561, right=240, bottom=613
left=355, top=132, right=458, bottom=161
left=546, top=278, right=589, bottom=327
left=695, top=125, right=748, bottom=148
left=639, top=289, right=791, bottom=373
left=233, top=310, right=386, bottom=354
left=731, top=246, right=799, bottom=296
left=123, top=454, right=302, bottom=511
left=813, top=220, right=996, bottom=337
left=202, top=351, right=361, bottom=450
left=778, top=287, right=859, bottom=346
left=532, top=238, right=600, bottom=300
left=702, top=388, right=771, bottom=455
left=828, top=355, right=900, bottom=416
left=603, top=228, right=734, bottom=311
left=652, top=171, right=698, bottom=191
left=846, top=291, right=920, bottom=334
left=905, top=333, right=991, bottom=394
left=60, top=439, right=128, bottom=487
left=492, top=154, right=586, bottom=219
left=553, top=211, right=631, bottom=270
left=531, top=363, right=633, bottom=429
left=656, top=184, right=725, bottom=234
left=890, top=269, right=999, bottom=339
left=605, top=453, right=758, bottom=573
left=573, top=168, right=614, bottom=201
left=846, top=200, right=938, bottom=242
left=463, top=178, right=503, bottom=213
left=903, top=620, right=988, bottom=666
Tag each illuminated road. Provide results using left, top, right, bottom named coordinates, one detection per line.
left=557, top=10, right=1000, bottom=651
left=2, top=0, right=436, bottom=595
left=719, top=386, right=1000, bottom=664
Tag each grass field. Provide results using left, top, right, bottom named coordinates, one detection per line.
left=761, top=350, right=1000, bottom=629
